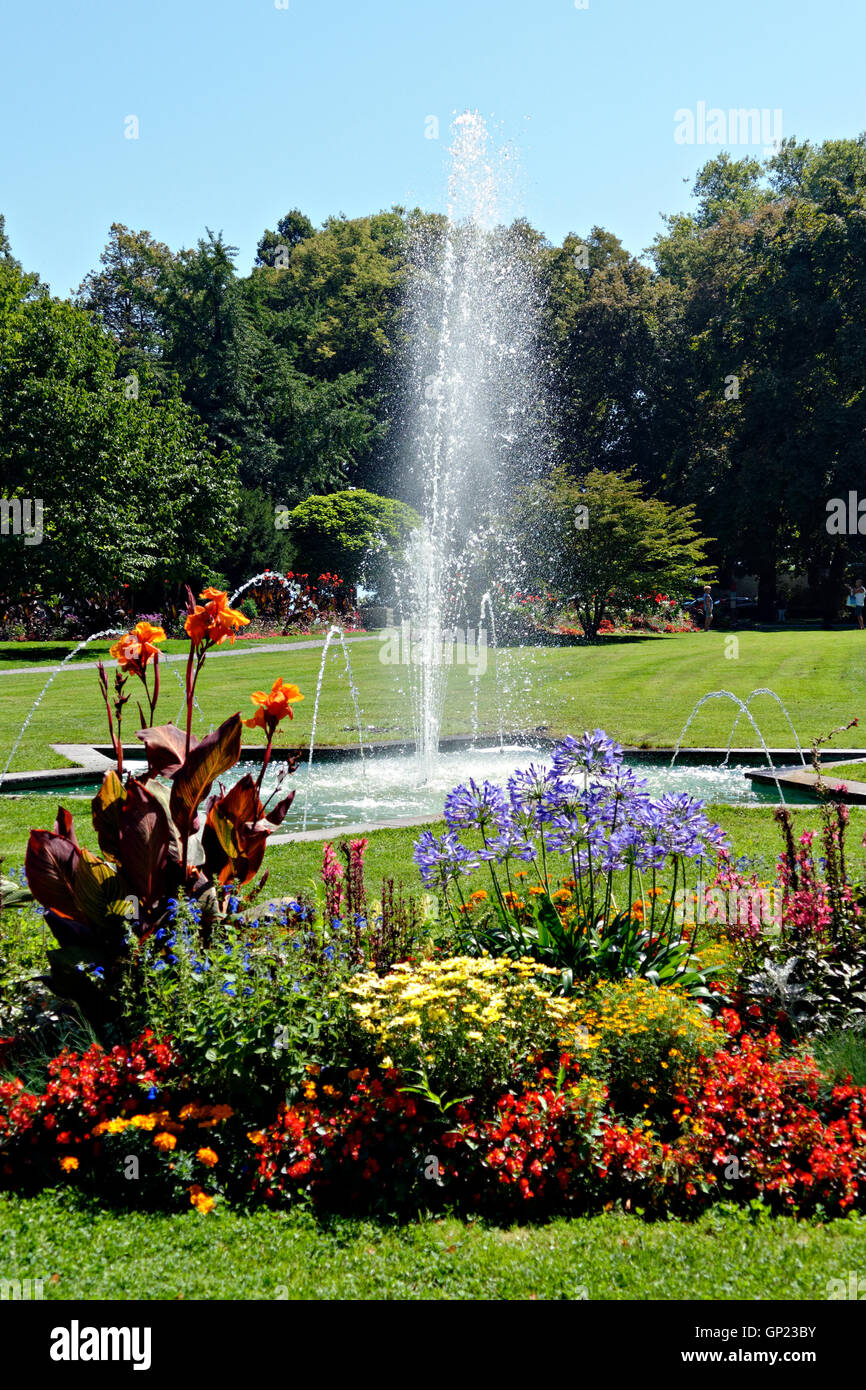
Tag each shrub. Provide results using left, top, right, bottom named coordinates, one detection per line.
left=285, top=490, right=420, bottom=599
left=0, top=1030, right=181, bottom=1190
left=665, top=1028, right=866, bottom=1214
left=570, top=978, right=713, bottom=1126
left=22, top=587, right=304, bottom=1035
left=339, top=956, right=574, bottom=1108
left=133, top=896, right=351, bottom=1112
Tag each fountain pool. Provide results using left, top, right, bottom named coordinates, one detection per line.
left=6, top=746, right=815, bottom=830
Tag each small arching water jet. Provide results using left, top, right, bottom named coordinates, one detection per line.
left=671, top=690, right=787, bottom=801
left=0, top=628, right=127, bottom=789
left=720, top=688, right=806, bottom=768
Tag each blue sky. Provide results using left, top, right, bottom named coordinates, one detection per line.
left=0, top=0, right=862, bottom=295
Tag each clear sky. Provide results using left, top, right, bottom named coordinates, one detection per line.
left=0, top=0, right=862, bottom=295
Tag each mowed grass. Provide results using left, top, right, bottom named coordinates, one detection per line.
left=0, top=627, right=865, bottom=774
left=0, top=633, right=329, bottom=665
left=1, top=1190, right=864, bottom=1300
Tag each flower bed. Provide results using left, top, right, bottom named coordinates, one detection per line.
left=1, top=599, right=865, bottom=1220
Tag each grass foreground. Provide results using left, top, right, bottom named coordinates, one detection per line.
left=2, top=1190, right=864, bottom=1300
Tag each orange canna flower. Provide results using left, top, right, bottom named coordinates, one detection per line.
left=184, top=606, right=211, bottom=646
left=243, top=677, right=304, bottom=730
left=109, top=621, right=166, bottom=672
left=133, top=620, right=167, bottom=655
left=185, top=588, right=250, bottom=647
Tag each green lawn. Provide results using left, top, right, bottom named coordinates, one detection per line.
left=0, top=632, right=336, bottom=665
left=820, top=760, right=866, bottom=781
left=0, top=628, right=864, bottom=774
left=1, top=1190, right=863, bottom=1299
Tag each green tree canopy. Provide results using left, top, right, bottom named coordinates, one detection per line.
left=516, top=468, right=714, bottom=639
left=285, top=489, right=420, bottom=596
left=0, top=282, right=238, bottom=602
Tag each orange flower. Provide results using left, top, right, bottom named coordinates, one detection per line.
left=153, top=1131, right=177, bottom=1152
left=191, top=1192, right=215, bottom=1214
left=184, top=588, right=250, bottom=647
left=196, top=1147, right=219, bottom=1168
left=109, top=621, right=166, bottom=673
left=184, top=606, right=211, bottom=646
left=134, top=620, right=166, bottom=654
left=247, top=1131, right=266, bottom=1146
left=59, top=1155, right=79, bottom=1172
left=243, top=677, right=304, bottom=730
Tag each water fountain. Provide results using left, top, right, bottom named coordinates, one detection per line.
left=670, top=689, right=797, bottom=802
left=0, top=117, right=823, bottom=831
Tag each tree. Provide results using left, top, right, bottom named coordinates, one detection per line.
left=75, top=223, right=174, bottom=381
left=0, top=287, right=239, bottom=602
left=285, top=489, right=420, bottom=596
left=649, top=140, right=866, bottom=619
left=516, top=468, right=714, bottom=640
left=255, top=209, right=316, bottom=267
left=222, top=487, right=295, bottom=589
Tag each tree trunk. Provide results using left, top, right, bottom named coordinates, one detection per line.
left=820, top=542, right=847, bottom=628
left=756, top=553, right=777, bottom=623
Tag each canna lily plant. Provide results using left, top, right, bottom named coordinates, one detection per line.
left=24, top=586, right=303, bottom=1034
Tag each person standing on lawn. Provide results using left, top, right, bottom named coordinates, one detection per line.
left=701, top=586, right=714, bottom=630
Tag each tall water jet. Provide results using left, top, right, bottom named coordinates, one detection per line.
left=400, top=111, right=550, bottom=776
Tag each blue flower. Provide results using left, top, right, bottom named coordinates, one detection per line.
left=413, top=829, right=480, bottom=889
left=444, top=778, right=510, bottom=832
left=550, top=730, right=622, bottom=779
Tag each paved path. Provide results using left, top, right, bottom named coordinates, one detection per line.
left=0, top=633, right=379, bottom=677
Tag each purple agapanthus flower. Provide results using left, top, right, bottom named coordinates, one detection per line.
left=476, top=824, right=538, bottom=863
left=649, top=792, right=729, bottom=859
left=550, top=730, right=622, bottom=780
left=413, top=829, right=480, bottom=888
left=444, top=778, right=510, bottom=833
